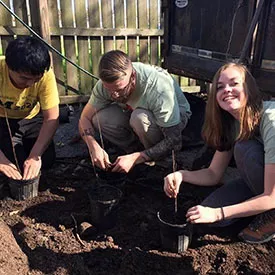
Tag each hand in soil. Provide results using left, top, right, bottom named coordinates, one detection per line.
left=23, top=156, right=41, bottom=180
left=186, top=205, right=222, bottom=224
left=111, top=153, right=139, bottom=173
left=0, top=155, right=22, bottom=180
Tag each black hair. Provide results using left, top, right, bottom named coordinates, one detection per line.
left=5, top=36, right=50, bottom=75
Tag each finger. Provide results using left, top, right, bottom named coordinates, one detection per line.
left=104, top=156, right=111, bottom=166
left=95, top=159, right=105, bottom=170
left=8, top=168, right=22, bottom=180
left=187, top=206, right=198, bottom=212
left=23, top=167, right=32, bottom=180
left=26, top=167, right=39, bottom=180
left=13, top=170, right=23, bottom=180
left=164, top=185, right=173, bottom=198
left=186, top=214, right=200, bottom=223
left=186, top=208, right=198, bottom=217
left=7, top=171, right=20, bottom=180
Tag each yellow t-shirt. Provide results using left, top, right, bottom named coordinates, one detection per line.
left=0, top=57, right=59, bottom=119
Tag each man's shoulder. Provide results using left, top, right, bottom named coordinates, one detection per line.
left=133, top=62, right=172, bottom=88
left=260, top=101, right=275, bottom=128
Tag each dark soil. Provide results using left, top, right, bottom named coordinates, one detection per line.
left=0, top=157, right=274, bottom=275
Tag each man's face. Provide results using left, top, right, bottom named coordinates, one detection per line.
left=102, top=67, right=136, bottom=103
left=8, top=70, right=43, bottom=89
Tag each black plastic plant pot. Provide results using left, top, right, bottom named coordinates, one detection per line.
left=157, top=205, right=193, bottom=253
left=8, top=173, right=40, bottom=201
left=88, top=184, right=122, bottom=231
left=97, top=171, right=127, bottom=189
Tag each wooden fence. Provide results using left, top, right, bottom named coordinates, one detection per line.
left=0, top=0, right=195, bottom=103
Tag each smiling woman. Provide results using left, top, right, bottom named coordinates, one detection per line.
left=164, top=62, right=275, bottom=244
left=216, top=66, right=247, bottom=119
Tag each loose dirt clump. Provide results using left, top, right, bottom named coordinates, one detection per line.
left=0, top=221, right=30, bottom=275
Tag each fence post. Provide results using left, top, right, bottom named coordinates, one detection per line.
left=37, top=0, right=51, bottom=44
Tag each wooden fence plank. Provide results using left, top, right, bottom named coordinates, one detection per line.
left=140, top=37, right=149, bottom=63
left=0, top=0, right=14, bottom=53
left=114, top=0, right=125, bottom=28
left=102, top=0, right=114, bottom=52
left=90, top=37, right=101, bottom=86
left=37, top=0, right=51, bottom=44
left=13, top=0, right=28, bottom=28
left=116, top=38, right=127, bottom=52
left=75, top=0, right=93, bottom=95
left=87, top=0, right=101, bottom=87
left=138, top=0, right=148, bottom=63
left=127, top=1, right=137, bottom=60
left=114, top=0, right=126, bottom=51
left=150, top=37, right=159, bottom=65
left=60, top=0, right=78, bottom=94
left=0, top=27, right=163, bottom=37
left=87, top=0, right=100, bottom=28
left=50, top=27, right=163, bottom=36
left=149, top=0, right=159, bottom=65
left=48, top=0, right=66, bottom=95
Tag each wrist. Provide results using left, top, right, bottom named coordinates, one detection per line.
left=140, top=151, right=150, bottom=162
left=28, top=155, right=42, bottom=161
left=217, top=207, right=225, bottom=221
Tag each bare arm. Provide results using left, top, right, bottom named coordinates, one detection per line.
left=23, top=105, right=59, bottom=179
left=29, top=106, right=59, bottom=157
left=186, top=164, right=275, bottom=224
left=79, top=103, right=111, bottom=170
left=164, top=150, right=233, bottom=197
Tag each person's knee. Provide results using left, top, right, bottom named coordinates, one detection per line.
left=234, top=140, right=264, bottom=170
left=92, top=105, right=128, bottom=130
left=41, top=142, right=56, bottom=169
left=129, top=109, right=150, bottom=134
left=234, top=140, right=264, bottom=194
left=91, top=108, right=109, bottom=130
left=234, top=141, right=249, bottom=164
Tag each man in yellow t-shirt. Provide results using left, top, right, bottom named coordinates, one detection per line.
left=0, top=36, right=59, bottom=181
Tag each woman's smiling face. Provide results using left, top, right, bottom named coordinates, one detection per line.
left=216, top=66, right=247, bottom=119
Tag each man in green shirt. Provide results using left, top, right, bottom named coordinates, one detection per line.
left=79, top=50, right=191, bottom=173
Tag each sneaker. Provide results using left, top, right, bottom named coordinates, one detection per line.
left=238, top=209, right=275, bottom=244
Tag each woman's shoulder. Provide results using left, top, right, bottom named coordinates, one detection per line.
left=263, top=100, right=275, bottom=110
left=261, top=101, right=275, bottom=123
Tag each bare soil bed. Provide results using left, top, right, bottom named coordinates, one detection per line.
left=0, top=154, right=274, bottom=275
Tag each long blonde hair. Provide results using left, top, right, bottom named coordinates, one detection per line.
left=202, top=63, right=263, bottom=150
